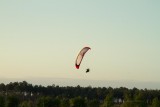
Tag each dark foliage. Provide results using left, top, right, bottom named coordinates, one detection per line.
left=0, top=81, right=160, bottom=107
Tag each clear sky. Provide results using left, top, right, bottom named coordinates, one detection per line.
left=0, top=1, right=160, bottom=86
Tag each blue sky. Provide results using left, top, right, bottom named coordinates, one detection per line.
left=0, top=1, right=160, bottom=87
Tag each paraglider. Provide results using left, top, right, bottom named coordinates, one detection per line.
left=75, top=47, right=91, bottom=69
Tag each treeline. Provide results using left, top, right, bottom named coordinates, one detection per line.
left=0, top=81, right=160, bottom=107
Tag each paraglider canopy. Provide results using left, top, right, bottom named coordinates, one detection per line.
left=75, top=47, right=91, bottom=69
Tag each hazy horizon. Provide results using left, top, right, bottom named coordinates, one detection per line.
left=0, top=1, right=160, bottom=89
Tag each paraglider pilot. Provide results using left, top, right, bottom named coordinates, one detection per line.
left=86, top=68, right=90, bottom=73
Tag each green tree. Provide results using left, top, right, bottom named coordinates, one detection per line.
left=0, top=96, right=5, bottom=107
left=19, top=101, right=28, bottom=107
left=101, top=93, right=114, bottom=107
left=151, top=97, right=160, bottom=107
left=19, top=100, right=34, bottom=107
left=36, top=96, right=52, bottom=107
left=87, top=99, right=99, bottom=107
left=120, top=101, right=136, bottom=107
left=70, top=96, right=86, bottom=107
left=134, top=91, right=147, bottom=107
left=36, top=96, right=60, bottom=107
left=60, top=99, right=70, bottom=107
left=52, top=98, right=61, bottom=107
left=5, top=96, right=19, bottom=107
left=0, top=83, right=5, bottom=91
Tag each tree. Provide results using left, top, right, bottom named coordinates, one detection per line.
left=5, top=96, right=19, bottom=107
left=120, top=101, right=135, bottom=107
left=0, top=96, right=5, bottom=107
left=36, top=96, right=61, bottom=107
left=36, top=96, right=52, bottom=107
left=52, top=98, right=61, bottom=107
left=101, top=93, right=114, bottom=107
left=0, top=83, right=5, bottom=91
left=151, top=97, right=160, bottom=107
left=70, top=96, right=86, bottom=107
left=60, top=99, right=70, bottom=107
left=19, top=100, right=34, bottom=107
left=134, top=90, right=147, bottom=107
left=87, top=99, right=99, bottom=107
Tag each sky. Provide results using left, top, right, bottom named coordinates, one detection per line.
left=0, top=1, right=160, bottom=88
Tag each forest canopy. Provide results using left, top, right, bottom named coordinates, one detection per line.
left=0, top=81, right=160, bottom=107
